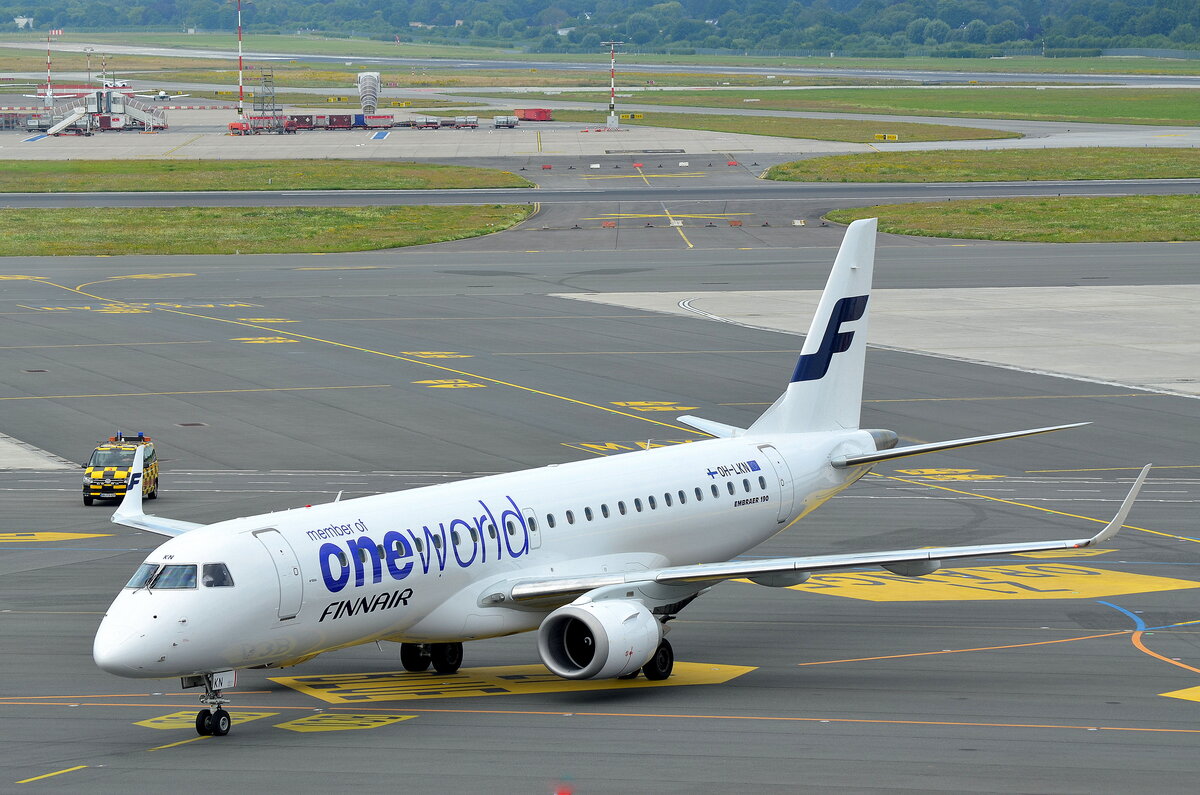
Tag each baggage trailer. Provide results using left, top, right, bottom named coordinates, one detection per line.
left=415, top=116, right=440, bottom=129
left=514, top=108, right=552, bottom=121
left=363, top=115, right=394, bottom=128
left=327, top=114, right=353, bottom=130
left=454, top=115, right=479, bottom=129
left=288, top=114, right=314, bottom=130
left=492, top=115, right=519, bottom=128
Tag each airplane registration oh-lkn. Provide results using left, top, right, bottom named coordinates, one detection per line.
left=93, top=219, right=1151, bottom=737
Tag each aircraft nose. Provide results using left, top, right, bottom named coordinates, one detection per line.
left=93, top=614, right=157, bottom=677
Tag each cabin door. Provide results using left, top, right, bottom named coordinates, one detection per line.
left=757, top=444, right=795, bottom=524
left=253, top=528, right=304, bottom=620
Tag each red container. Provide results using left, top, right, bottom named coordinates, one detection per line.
left=514, top=108, right=552, bottom=121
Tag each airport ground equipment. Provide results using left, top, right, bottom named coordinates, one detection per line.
left=357, top=71, right=380, bottom=114
left=454, top=115, right=479, bottom=128
left=514, top=108, right=553, bottom=121
left=493, top=115, right=519, bottom=128
left=83, top=432, right=158, bottom=506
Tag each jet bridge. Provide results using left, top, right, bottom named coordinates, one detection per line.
left=357, top=72, right=380, bottom=114
left=44, top=89, right=167, bottom=133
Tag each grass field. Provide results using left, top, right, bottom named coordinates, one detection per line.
left=550, top=109, right=1017, bottom=142
left=0, top=161, right=532, bottom=193
left=6, top=33, right=1198, bottom=75
left=827, top=195, right=1200, bottom=242
left=510, top=87, right=1200, bottom=126
left=766, top=148, right=1200, bottom=182
left=0, top=205, right=533, bottom=256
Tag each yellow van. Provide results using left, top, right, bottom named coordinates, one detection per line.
left=83, top=432, right=159, bottom=506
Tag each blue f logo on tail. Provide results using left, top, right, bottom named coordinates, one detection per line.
left=791, top=295, right=869, bottom=382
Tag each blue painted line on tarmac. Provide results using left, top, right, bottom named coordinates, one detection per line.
left=1097, top=600, right=1147, bottom=631
left=22, top=134, right=48, bottom=142
left=370, top=130, right=389, bottom=140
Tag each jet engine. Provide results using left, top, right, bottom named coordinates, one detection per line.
left=537, top=599, right=662, bottom=679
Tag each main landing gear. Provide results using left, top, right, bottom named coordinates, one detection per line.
left=618, top=639, right=675, bottom=681
left=400, top=642, right=463, bottom=674
left=194, top=673, right=232, bottom=736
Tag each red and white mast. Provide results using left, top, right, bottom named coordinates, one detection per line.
left=601, top=40, right=623, bottom=130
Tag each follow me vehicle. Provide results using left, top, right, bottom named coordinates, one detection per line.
left=93, top=220, right=1151, bottom=737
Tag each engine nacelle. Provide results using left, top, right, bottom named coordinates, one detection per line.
left=537, top=599, right=662, bottom=680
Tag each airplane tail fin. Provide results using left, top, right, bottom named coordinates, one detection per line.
left=748, top=218, right=877, bottom=435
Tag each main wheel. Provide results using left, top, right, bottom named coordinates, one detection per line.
left=211, top=709, right=231, bottom=736
left=430, top=642, right=463, bottom=674
left=195, top=709, right=213, bottom=736
left=83, top=496, right=94, bottom=506
left=618, top=671, right=640, bottom=680
left=642, top=639, right=674, bottom=681
left=400, top=643, right=431, bottom=672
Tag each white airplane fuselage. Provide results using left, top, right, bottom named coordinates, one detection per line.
left=93, top=431, right=872, bottom=679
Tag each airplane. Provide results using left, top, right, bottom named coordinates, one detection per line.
left=135, top=90, right=189, bottom=101
left=92, top=218, right=1152, bottom=738
left=100, top=78, right=131, bottom=88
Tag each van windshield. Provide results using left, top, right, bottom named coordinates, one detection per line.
left=89, top=448, right=135, bottom=467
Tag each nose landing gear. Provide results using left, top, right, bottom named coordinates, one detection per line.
left=189, top=672, right=233, bottom=736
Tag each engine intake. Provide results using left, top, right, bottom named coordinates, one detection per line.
left=537, top=599, right=662, bottom=680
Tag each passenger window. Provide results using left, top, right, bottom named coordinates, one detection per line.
left=487, top=524, right=496, bottom=539
left=601, top=504, right=610, bottom=518
left=678, top=490, right=686, bottom=504
left=152, top=564, right=197, bottom=589
left=759, top=475, right=767, bottom=489
left=664, top=493, right=672, bottom=507
left=648, top=496, right=657, bottom=509
left=634, top=498, right=643, bottom=512
left=433, top=535, right=442, bottom=549
left=413, top=538, right=424, bottom=553
left=618, top=501, right=627, bottom=515
left=727, top=481, right=735, bottom=495
left=470, top=527, right=479, bottom=543
left=711, top=484, right=719, bottom=498
left=566, top=510, right=575, bottom=525
left=584, top=507, right=594, bottom=521
left=547, top=513, right=556, bottom=529
left=337, top=549, right=348, bottom=566
left=202, top=563, right=234, bottom=587
left=529, top=517, right=538, bottom=532
left=125, top=562, right=158, bottom=588
left=451, top=530, right=461, bottom=545
left=743, top=478, right=751, bottom=492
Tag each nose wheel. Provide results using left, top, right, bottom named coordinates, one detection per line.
left=193, top=673, right=232, bottom=736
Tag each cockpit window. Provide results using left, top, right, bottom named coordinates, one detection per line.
left=202, top=563, right=234, bottom=587
left=89, top=448, right=135, bottom=467
left=125, top=563, right=159, bottom=588
left=151, top=564, right=197, bottom=589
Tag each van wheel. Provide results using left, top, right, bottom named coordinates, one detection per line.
left=83, top=496, right=93, bottom=506
left=148, top=479, right=158, bottom=499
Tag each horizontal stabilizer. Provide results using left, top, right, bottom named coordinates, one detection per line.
left=111, top=445, right=204, bottom=538
left=676, top=415, right=746, bottom=438
left=831, top=422, right=1090, bottom=468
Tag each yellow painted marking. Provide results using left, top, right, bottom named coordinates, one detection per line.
left=1014, top=549, right=1117, bottom=559
left=660, top=205, right=694, bottom=249
left=583, top=211, right=747, bottom=220
left=413, top=379, right=486, bottom=389
left=0, top=341, right=209, bottom=351
left=401, top=351, right=473, bottom=359
left=894, top=468, right=977, bottom=475
left=15, top=765, right=88, bottom=784
left=239, top=317, right=297, bottom=323
left=798, top=630, right=1128, bottom=667
left=26, top=302, right=259, bottom=312
left=1161, top=686, right=1200, bottom=703
left=786, top=564, right=1200, bottom=602
left=876, top=472, right=1200, bottom=546
left=135, top=710, right=277, bottom=730
left=0, top=385, right=389, bottom=402
left=272, top=662, right=755, bottom=704
left=156, top=309, right=705, bottom=435
left=724, top=392, right=1168, bottom=407
left=275, top=713, right=417, bottom=732
left=0, top=275, right=47, bottom=280
left=564, top=438, right=698, bottom=455
left=148, top=736, right=208, bottom=750
left=107, top=273, right=194, bottom=281
left=498, top=349, right=799, bottom=357
left=230, top=336, right=297, bottom=344
left=920, top=473, right=1006, bottom=481
left=160, top=133, right=204, bottom=156
left=611, top=401, right=699, bottom=412
left=0, top=532, right=113, bottom=543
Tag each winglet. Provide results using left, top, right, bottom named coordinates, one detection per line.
left=1081, top=464, right=1151, bottom=547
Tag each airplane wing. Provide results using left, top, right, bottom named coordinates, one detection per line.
left=111, top=445, right=204, bottom=537
left=492, top=464, right=1151, bottom=606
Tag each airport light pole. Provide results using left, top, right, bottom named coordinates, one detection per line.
left=228, top=0, right=252, bottom=116
left=601, top=40, right=623, bottom=130
left=83, top=47, right=94, bottom=84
